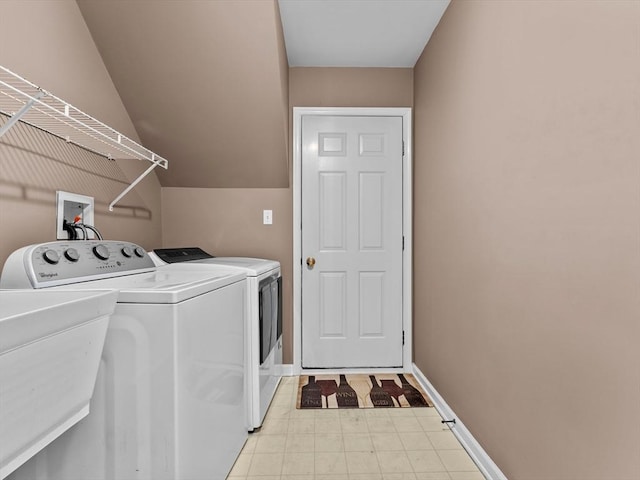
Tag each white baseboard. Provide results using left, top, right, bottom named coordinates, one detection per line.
left=412, top=364, right=508, bottom=480
left=277, top=364, right=295, bottom=377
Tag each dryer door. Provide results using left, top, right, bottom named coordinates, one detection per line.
left=258, top=279, right=273, bottom=364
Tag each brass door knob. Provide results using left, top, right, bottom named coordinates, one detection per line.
left=306, top=257, right=316, bottom=268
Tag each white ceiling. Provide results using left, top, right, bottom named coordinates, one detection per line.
left=278, top=0, right=450, bottom=68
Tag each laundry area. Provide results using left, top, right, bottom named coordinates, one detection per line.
left=0, top=1, right=638, bottom=480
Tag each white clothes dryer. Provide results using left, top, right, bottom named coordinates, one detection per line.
left=1, top=241, right=247, bottom=480
left=150, top=247, right=282, bottom=431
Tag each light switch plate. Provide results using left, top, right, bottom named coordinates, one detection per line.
left=263, top=209, right=273, bottom=225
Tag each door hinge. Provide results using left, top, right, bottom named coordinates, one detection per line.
left=402, top=140, right=405, bottom=156
left=402, top=236, right=405, bottom=251
left=402, top=330, right=405, bottom=345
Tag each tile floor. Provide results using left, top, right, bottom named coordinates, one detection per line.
left=227, top=376, right=485, bottom=480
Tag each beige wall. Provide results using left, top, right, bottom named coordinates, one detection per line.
left=162, top=67, right=413, bottom=363
left=289, top=67, right=413, bottom=362
left=0, top=0, right=163, bottom=266
left=413, top=1, right=640, bottom=478
left=161, top=187, right=294, bottom=360
left=288, top=67, right=413, bottom=363
left=290, top=67, right=413, bottom=108
left=77, top=0, right=290, bottom=189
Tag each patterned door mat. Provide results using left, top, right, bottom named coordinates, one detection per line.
left=296, top=373, right=433, bottom=409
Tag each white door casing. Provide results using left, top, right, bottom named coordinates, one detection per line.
left=293, top=108, right=413, bottom=371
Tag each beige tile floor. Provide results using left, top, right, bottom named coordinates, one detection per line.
left=227, top=376, right=485, bottom=480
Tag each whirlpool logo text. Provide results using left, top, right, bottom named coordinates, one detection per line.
left=39, top=272, right=59, bottom=278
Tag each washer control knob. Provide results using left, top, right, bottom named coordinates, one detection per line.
left=43, top=249, right=60, bottom=265
left=64, top=248, right=80, bottom=262
left=134, top=247, right=145, bottom=258
left=121, top=247, right=133, bottom=258
left=93, top=244, right=110, bottom=261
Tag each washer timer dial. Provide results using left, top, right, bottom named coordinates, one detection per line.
left=42, top=249, right=60, bottom=265
left=64, top=248, right=80, bottom=262
left=93, top=244, right=110, bottom=261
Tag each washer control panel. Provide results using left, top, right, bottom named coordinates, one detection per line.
left=14, top=241, right=155, bottom=288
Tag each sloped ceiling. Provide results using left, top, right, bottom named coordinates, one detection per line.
left=78, top=0, right=449, bottom=189
left=77, top=0, right=289, bottom=188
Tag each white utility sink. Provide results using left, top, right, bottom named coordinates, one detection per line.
left=0, top=289, right=117, bottom=479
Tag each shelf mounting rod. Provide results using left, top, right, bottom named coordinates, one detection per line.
left=0, top=91, right=45, bottom=139
left=108, top=161, right=159, bottom=211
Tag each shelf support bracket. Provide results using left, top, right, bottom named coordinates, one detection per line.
left=109, top=160, right=160, bottom=211
left=0, top=91, right=45, bottom=139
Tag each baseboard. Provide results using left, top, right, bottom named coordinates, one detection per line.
left=412, top=364, right=508, bottom=480
left=277, top=364, right=295, bottom=377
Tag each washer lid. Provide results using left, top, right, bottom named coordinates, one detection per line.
left=53, top=268, right=246, bottom=304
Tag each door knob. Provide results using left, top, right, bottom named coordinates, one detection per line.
left=306, top=257, right=316, bottom=268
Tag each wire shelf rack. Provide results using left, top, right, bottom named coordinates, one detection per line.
left=0, top=65, right=168, bottom=210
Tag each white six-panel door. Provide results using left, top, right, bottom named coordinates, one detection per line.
left=301, top=115, right=404, bottom=368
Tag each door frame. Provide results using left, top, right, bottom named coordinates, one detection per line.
left=292, top=107, right=413, bottom=373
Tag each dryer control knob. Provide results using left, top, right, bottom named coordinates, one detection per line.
left=121, top=247, right=133, bottom=258
left=43, top=249, right=60, bottom=265
left=93, top=244, right=110, bottom=261
left=64, top=248, right=80, bottom=262
left=134, top=247, right=145, bottom=258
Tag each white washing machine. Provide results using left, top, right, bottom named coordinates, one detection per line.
left=150, top=247, right=282, bottom=431
left=1, top=241, right=248, bottom=480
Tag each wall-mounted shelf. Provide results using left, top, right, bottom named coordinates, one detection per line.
left=0, top=65, right=168, bottom=211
